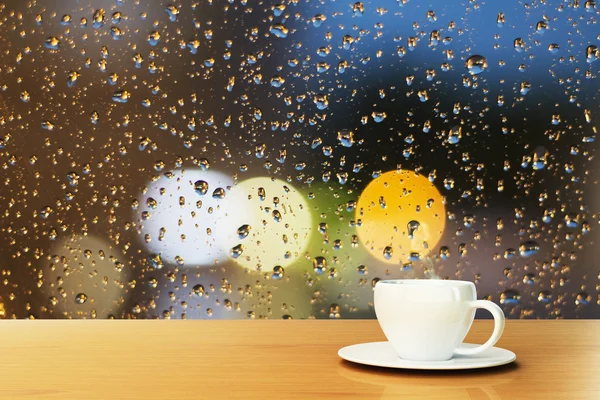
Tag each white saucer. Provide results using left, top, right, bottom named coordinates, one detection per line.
left=338, top=342, right=516, bottom=370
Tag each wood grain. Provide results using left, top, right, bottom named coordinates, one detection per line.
left=0, top=320, right=597, bottom=399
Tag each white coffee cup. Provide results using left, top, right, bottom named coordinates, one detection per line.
left=374, top=279, right=505, bottom=362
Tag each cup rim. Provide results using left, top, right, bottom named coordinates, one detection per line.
left=377, top=279, right=474, bottom=287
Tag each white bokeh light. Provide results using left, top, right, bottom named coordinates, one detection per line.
left=137, top=169, right=233, bottom=266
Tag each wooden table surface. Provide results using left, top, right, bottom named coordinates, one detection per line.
left=0, top=320, right=597, bottom=399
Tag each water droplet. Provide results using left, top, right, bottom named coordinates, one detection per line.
left=500, top=289, right=520, bottom=305
left=586, top=0, right=597, bottom=11
left=133, top=53, right=144, bottom=68
left=67, top=71, right=80, bottom=88
left=328, top=268, right=338, bottom=279
left=520, top=82, right=531, bottom=95
left=313, top=94, right=329, bottom=110
left=258, top=187, right=266, bottom=201
left=41, top=120, right=55, bottom=131
left=548, top=43, right=560, bottom=54
left=342, top=35, right=355, bottom=50
left=582, top=222, right=591, bottom=235
left=514, top=38, right=525, bottom=52
left=199, top=158, right=211, bottom=171
left=448, top=126, right=462, bottom=144
left=75, top=293, right=88, bottom=304
left=504, top=248, right=516, bottom=259
left=93, top=9, right=106, bottom=28
left=272, top=266, right=285, bottom=279
left=112, top=90, right=130, bottom=103
left=532, top=146, right=548, bottom=170
left=272, top=4, right=286, bottom=16
left=40, top=206, right=53, bottom=219
left=463, top=214, right=475, bottom=228
left=45, top=37, right=61, bottom=50
left=111, top=12, right=122, bottom=24
left=61, top=14, right=72, bottom=26
left=439, top=246, right=450, bottom=260
left=535, top=21, right=548, bottom=34
left=465, top=55, right=487, bottom=75
left=313, top=256, right=327, bottom=274
left=497, top=13, right=505, bottom=27
left=564, top=213, right=579, bottom=228
left=523, top=273, right=536, bottom=285
left=146, top=197, right=158, bottom=210
left=352, top=2, right=365, bottom=16
left=458, top=243, right=467, bottom=257
left=148, top=31, right=161, bottom=46
left=192, top=284, right=205, bottom=297
left=165, top=4, right=179, bottom=22
left=20, top=90, right=30, bottom=103
left=407, top=220, right=420, bottom=239
left=148, top=254, right=164, bottom=269
left=408, top=252, right=420, bottom=262
left=237, top=225, right=251, bottom=239
left=346, top=200, right=356, bottom=212
left=194, top=180, right=209, bottom=195
left=318, top=222, right=328, bottom=234
left=108, top=73, right=119, bottom=85
left=337, top=129, right=355, bottom=147
left=372, top=111, right=386, bottom=123
left=90, top=111, right=100, bottom=124
left=333, top=239, right=343, bottom=250
left=230, top=244, right=245, bottom=259
left=538, top=290, right=552, bottom=303
left=67, top=172, right=80, bottom=186
left=576, top=292, right=590, bottom=305
left=407, top=37, right=417, bottom=51
left=269, top=24, right=289, bottom=38
left=519, top=241, right=539, bottom=257
left=110, top=26, right=123, bottom=40
left=383, top=246, right=393, bottom=260
left=429, top=30, right=440, bottom=47
left=212, top=187, right=226, bottom=199
left=586, top=45, right=599, bottom=63
left=312, top=14, right=326, bottom=27
left=329, top=304, right=341, bottom=319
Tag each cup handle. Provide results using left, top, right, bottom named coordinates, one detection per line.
left=453, top=300, right=505, bottom=357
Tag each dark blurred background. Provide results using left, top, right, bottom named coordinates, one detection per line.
left=0, top=0, right=598, bottom=319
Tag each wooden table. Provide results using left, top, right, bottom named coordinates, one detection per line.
left=0, top=320, right=597, bottom=399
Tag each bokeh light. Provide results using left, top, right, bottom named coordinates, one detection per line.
left=216, top=177, right=313, bottom=271
left=301, top=184, right=375, bottom=317
left=356, top=170, right=446, bottom=264
left=137, top=169, right=233, bottom=267
left=43, top=235, right=129, bottom=318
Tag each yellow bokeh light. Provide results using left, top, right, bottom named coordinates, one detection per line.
left=356, top=170, right=446, bottom=264
left=217, top=177, right=313, bottom=271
